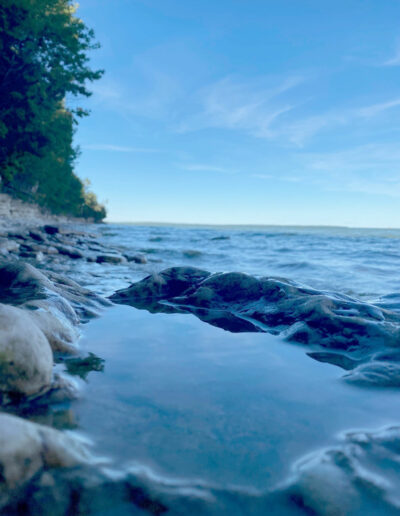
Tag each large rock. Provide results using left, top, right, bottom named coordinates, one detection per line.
left=0, top=413, right=90, bottom=510
left=0, top=304, right=52, bottom=397
left=110, top=267, right=400, bottom=386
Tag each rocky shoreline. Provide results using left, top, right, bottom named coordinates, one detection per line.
left=2, top=223, right=400, bottom=514
left=0, top=223, right=158, bottom=515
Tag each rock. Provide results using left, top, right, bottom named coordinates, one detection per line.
left=96, top=254, right=126, bottom=264
left=55, top=245, right=84, bottom=259
left=0, top=304, right=52, bottom=397
left=0, top=261, right=110, bottom=326
left=19, top=250, right=45, bottom=262
left=29, top=230, right=46, bottom=242
left=276, top=425, right=400, bottom=516
left=0, top=413, right=91, bottom=510
left=44, top=245, right=59, bottom=255
left=7, top=231, right=28, bottom=241
left=125, top=254, right=147, bottom=264
left=43, top=225, right=59, bottom=235
left=110, top=267, right=211, bottom=302
left=27, top=303, right=79, bottom=354
left=111, top=267, right=400, bottom=386
left=0, top=238, right=20, bottom=253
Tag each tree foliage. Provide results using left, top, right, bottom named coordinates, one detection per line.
left=0, top=0, right=106, bottom=221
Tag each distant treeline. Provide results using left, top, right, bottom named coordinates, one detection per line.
left=0, top=0, right=106, bottom=221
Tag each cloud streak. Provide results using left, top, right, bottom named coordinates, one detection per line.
left=182, top=163, right=237, bottom=174
left=82, top=144, right=158, bottom=153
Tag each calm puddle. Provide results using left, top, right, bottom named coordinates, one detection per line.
left=67, top=305, right=400, bottom=494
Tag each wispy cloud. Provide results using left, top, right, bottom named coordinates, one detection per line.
left=382, top=43, right=400, bottom=66
left=177, top=75, right=303, bottom=137
left=303, top=143, right=400, bottom=197
left=278, top=97, right=400, bottom=147
left=82, top=144, right=158, bottom=153
left=356, top=98, right=400, bottom=117
left=182, top=163, right=237, bottom=174
left=252, top=173, right=302, bottom=183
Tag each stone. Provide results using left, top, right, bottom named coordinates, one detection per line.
left=96, top=254, right=126, bottom=264
left=0, top=413, right=91, bottom=510
left=43, top=225, right=59, bottom=235
left=0, top=304, right=53, bottom=396
left=29, top=230, right=46, bottom=242
left=55, top=245, right=85, bottom=259
left=125, top=254, right=147, bottom=264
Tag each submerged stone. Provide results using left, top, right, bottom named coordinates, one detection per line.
left=110, top=266, right=400, bottom=386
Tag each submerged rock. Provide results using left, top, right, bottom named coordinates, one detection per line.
left=275, top=425, right=400, bottom=515
left=110, top=267, right=400, bottom=386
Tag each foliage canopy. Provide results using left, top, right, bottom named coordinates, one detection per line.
left=0, top=0, right=106, bottom=221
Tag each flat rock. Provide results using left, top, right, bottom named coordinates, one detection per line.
left=96, top=254, right=126, bottom=264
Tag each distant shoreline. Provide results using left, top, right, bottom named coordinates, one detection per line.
left=104, top=221, right=400, bottom=231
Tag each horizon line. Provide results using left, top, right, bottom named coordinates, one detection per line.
left=104, top=220, right=400, bottom=230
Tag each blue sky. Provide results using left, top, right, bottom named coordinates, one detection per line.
left=75, top=0, right=400, bottom=227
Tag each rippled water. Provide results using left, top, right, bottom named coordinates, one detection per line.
left=33, top=224, right=400, bottom=514
left=70, top=223, right=400, bottom=301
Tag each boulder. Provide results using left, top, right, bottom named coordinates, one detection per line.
left=0, top=304, right=52, bottom=397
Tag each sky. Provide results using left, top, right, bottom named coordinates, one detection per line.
left=74, top=0, right=400, bottom=227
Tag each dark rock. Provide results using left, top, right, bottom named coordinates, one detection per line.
left=55, top=245, right=84, bottom=259
left=110, top=266, right=400, bottom=386
left=29, top=230, right=46, bottom=242
left=43, top=225, right=59, bottom=235
left=110, top=267, right=211, bottom=302
left=96, top=254, right=126, bottom=264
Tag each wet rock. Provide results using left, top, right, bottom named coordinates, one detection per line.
left=96, top=254, right=126, bottom=264
left=55, top=245, right=84, bottom=259
left=19, top=250, right=45, bottom=262
left=344, top=361, right=400, bottom=387
left=7, top=231, right=28, bottom=241
left=0, top=413, right=91, bottom=510
left=277, top=425, right=400, bottom=515
left=125, top=254, right=147, bottom=264
left=0, top=261, right=110, bottom=325
left=111, top=267, right=400, bottom=384
left=0, top=239, right=19, bottom=254
left=43, top=225, right=59, bottom=235
left=29, top=230, right=46, bottom=243
left=110, top=267, right=211, bottom=302
left=0, top=304, right=52, bottom=396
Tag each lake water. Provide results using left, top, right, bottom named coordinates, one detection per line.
left=32, top=224, right=400, bottom=514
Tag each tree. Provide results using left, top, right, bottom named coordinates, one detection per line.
left=0, top=0, right=106, bottom=220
